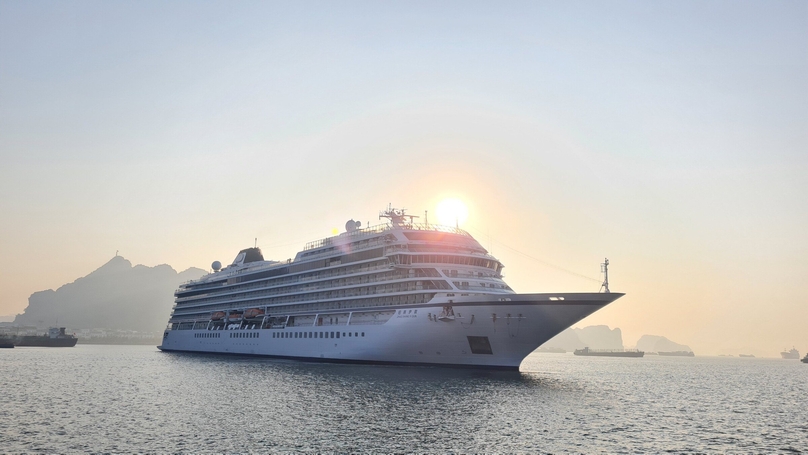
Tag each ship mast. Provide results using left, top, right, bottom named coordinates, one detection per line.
left=600, top=258, right=610, bottom=293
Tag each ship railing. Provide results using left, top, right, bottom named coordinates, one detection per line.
left=303, top=222, right=470, bottom=251
left=297, top=237, right=390, bottom=261
left=173, top=261, right=400, bottom=306
left=347, top=320, right=386, bottom=326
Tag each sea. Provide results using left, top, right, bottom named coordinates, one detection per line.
left=2, top=345, right=806, bottom=453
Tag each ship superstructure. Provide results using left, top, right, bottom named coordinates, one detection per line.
left=158, top=207, right=623, bottom=369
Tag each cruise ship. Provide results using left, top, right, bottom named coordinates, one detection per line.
left=158, top=207, right=624, bottom=370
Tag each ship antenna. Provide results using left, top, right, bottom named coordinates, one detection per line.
left=600, top=258, right=610, bottom=293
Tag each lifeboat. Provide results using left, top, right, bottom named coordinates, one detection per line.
left=227, top=312, right=243, bottom=321
left=210, top=312, right=225, bottom=321
left=244, top=308, right=265, bottom=319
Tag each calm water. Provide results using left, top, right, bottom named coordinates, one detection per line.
left=1, top=345, right=806, bottom=453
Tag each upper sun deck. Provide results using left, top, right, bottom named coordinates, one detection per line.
left=303, top=221, right=471, bottom=251
left=304, top=206, right=473, bottom=251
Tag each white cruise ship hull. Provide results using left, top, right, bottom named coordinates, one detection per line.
left=158, top=293, right=621, bottom=370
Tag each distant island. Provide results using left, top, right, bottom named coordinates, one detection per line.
left=2, top=256, right=206, bottom=342
left=540, top=325, right=693, bottom=355
left=541, top=325, right=626, bottom=351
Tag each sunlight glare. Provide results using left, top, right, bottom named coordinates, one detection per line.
left=436, top=198, right=469, bottom=227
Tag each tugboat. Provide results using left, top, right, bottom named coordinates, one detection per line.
left=14, top=327, right=77, bottom=347
left=780, top=347, right=800, bottom=360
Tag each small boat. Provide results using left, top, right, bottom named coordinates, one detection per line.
left=574, top=347, right=644, bottom=358
left=802, top=354, right=807, bottom=364
left=739, top=354, right=755, bottom=358
left=210, top=312, right=225, bottom=321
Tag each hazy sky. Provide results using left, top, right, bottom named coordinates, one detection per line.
left=1, top=0, right=806, bottom=356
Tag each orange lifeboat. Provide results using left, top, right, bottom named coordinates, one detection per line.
left=244, top=308, right=265, bottom=319
left=227, top=312, right=243, bottom=321
left=210, top=312, right=225, bottom=321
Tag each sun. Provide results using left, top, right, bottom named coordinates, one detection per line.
left=435, top=198, right=469, bottom=227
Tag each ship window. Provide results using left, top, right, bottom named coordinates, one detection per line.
left=349, top=332, right=352, bottom=337
left=355, top=332, right=358, bottom=337
left=337, top=332, right=340, bottom=338
left=361, top=332, right=365, bottom=337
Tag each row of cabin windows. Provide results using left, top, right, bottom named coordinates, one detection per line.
left=194, top=332, right=220, bottom=338
left=397, top=254, right=501, bottom=271
left=178, top=269, right=450, bottom=307
left=175, top=293, right=436, bottom=318
left=217, top=253, right=388, bottom=293
left=272, top=331, right=364, bottom=339
left=230, top=332, right=259, bottom=339
left=179, top=258, right=392, bottom=302
left=177, top=266, right=403, bottom=307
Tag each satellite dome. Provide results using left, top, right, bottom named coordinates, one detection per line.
left=345, top=220, right=356, bottom=232
left=212, top=261, right=222, bottom=271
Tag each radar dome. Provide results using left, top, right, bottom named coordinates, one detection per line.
left=212, top=261, right=222, bottom=271
left=345, top=220, right=356, bottom=232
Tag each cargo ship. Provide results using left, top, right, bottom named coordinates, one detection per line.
left=573, top=347, right=644, bottom=357
left=14, top=327, right=78, bottom=347
left=781, top=347, right=800, bottom=360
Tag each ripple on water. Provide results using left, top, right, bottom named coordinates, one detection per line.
left=1, top=346, right=807, bottom=452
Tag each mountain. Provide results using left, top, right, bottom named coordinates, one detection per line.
left=635, top=335, right=692, bottom=353
left=542, top=325, right=625, bottom=351
left=13, top=256, right=207, bottom=333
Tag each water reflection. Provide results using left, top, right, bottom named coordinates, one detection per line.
left=3, top=345, right=806, bottom=453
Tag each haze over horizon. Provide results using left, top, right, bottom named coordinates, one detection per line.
left=1, top=1, right=806, bottom=356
